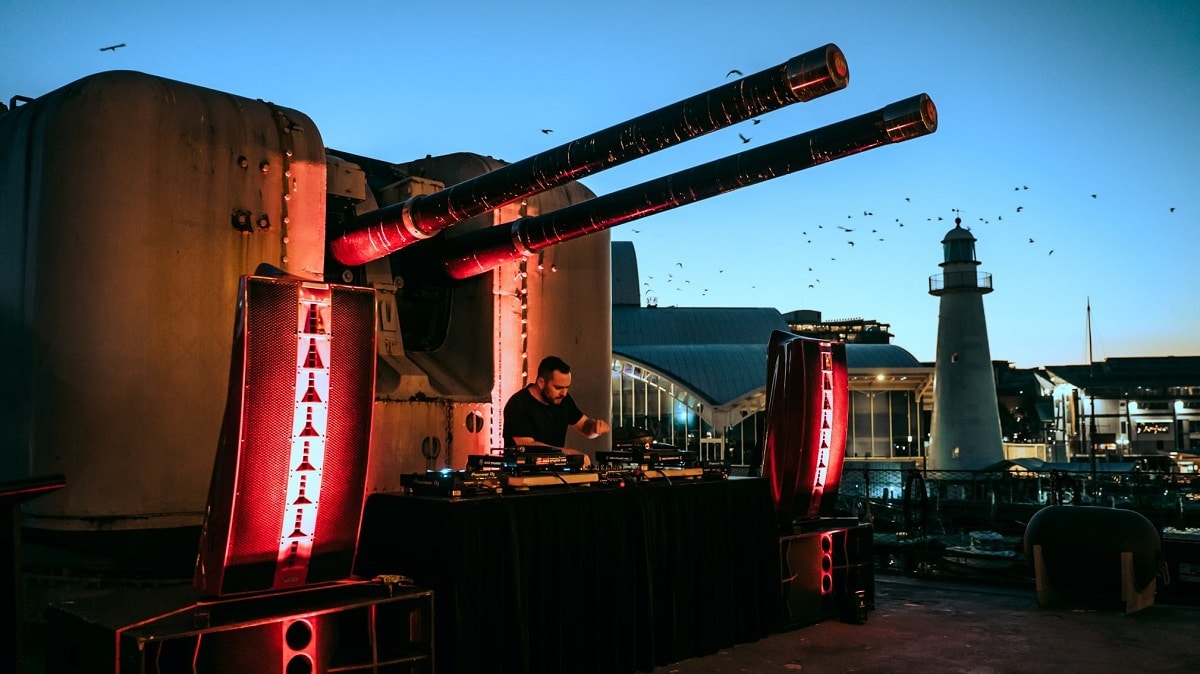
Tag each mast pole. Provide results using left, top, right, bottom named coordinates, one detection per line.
left=1088, top=297, right=1098, bottom=488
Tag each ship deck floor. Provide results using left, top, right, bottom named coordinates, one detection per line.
left=653, top=574, right=1200, bottom=674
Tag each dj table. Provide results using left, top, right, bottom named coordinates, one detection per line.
left=354, top=476, right=779, bottom=674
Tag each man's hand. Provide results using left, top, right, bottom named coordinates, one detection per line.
left=581, top=417, right=610, bottom=439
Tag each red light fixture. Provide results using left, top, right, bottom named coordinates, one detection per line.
left=195, top=276, right=377, bottom=597
left=762, top=330, right=849, bottom=524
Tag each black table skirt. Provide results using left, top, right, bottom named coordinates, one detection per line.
left=353, top=476, right=779, bottom=674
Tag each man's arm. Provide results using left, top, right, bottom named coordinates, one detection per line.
left=508, top=435, right=561, bottom=450
left=571, top=415, right=610, bottom=439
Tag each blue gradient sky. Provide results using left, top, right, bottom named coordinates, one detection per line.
left=4, top=0, right=1197, bottom=368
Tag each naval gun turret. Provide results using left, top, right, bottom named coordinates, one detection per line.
left=0, top=44, right=935, bottom=553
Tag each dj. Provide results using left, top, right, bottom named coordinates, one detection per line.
left=502, top=355, right=610, bottom=466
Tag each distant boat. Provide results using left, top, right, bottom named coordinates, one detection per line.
left=941, top=530, right=1024, bottom=572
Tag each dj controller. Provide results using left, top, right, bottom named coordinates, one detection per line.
left=400, top=446, right=727, bottom=497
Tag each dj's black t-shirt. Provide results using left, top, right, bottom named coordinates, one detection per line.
left=502, top=386, right=583, bottom=448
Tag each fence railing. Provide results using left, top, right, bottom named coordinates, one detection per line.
left=837, top=466, right=1200, bottom=534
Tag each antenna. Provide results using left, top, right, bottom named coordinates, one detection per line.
left=1086, top=296, right=1093, bottom=365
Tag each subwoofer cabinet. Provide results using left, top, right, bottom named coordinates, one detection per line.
left=45, top=581, right=433, bottom=674
left=779, top=521, right=874, bottom=629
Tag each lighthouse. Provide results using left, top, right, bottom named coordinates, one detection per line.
left=927, top=218, right=1004, bottom=470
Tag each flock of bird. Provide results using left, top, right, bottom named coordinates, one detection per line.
left=631, top=173, right=1180, bottom=307
left=624, top=66, right=1186, bottom=306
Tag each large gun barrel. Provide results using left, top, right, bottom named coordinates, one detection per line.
left=330, top=44, right=849, bottom=266
left=439, top=94, right=937, bottom=279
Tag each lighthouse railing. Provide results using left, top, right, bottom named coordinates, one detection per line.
left=928, top=271, right=992, bottom=293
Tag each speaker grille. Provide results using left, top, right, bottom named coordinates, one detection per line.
left=195, top=276, right=377, bottom=597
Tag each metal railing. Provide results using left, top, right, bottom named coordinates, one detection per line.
left=838, top=466, right=1200, bottom=533
left=928, top=271, right=992, bottom=294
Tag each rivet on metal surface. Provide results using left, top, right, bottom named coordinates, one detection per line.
left=231, top=209, right=253, bottom=232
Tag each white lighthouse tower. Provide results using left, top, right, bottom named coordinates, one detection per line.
left=927, top=218, right=1004, bottom=470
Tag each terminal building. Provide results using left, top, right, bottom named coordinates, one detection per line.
left=610, top=242, right=934, bottom=468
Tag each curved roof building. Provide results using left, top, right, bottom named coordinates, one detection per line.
left=611, top=242, right=933, bottom=464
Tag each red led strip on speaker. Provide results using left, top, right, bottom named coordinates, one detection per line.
left=809, top=343, right=835, bottom=518
left=273, top=283, right=333, bottom=588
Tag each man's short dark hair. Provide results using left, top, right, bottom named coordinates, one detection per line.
left=537, top=356, right=570, bottom=379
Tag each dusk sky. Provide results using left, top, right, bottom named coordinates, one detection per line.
left=4, top=1, right=1197, bottom=368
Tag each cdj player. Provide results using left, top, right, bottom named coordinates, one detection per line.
left=467, top=448, right=585, bottom=473
left=400, top=470, right=502, bottom=498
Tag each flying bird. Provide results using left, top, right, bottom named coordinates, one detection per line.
left=726, top=69, right=743, bottom=78
left=1170, top=207, right=1175, bottom=213
left=847, top=241, right=855, bottom=246
left=752, top=118, right=761, bottom=125
left=1028, top=238, right=1035, bottom=243
left=675, top=262, right=683, bottom=267
left=100, top=43, right=126, bottom=52
left=737, top=133, right=751, bottom=144
left=1091, top=194, right=1097, bottom=199
left=541, top=129, right=553, bottom=134
left=1016, top=206, right=1023, bottom=212
left=838, top=225, right=853, bottom=232
left=1048, top=250, right=1054, bottom=255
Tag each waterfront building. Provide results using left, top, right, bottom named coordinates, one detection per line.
left=782, top=309, right=894, bottom=344
left=1044, top=356, right=1200, bottom=461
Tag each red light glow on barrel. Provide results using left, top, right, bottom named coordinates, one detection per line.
left=329, top=44, right=851, bottom=267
